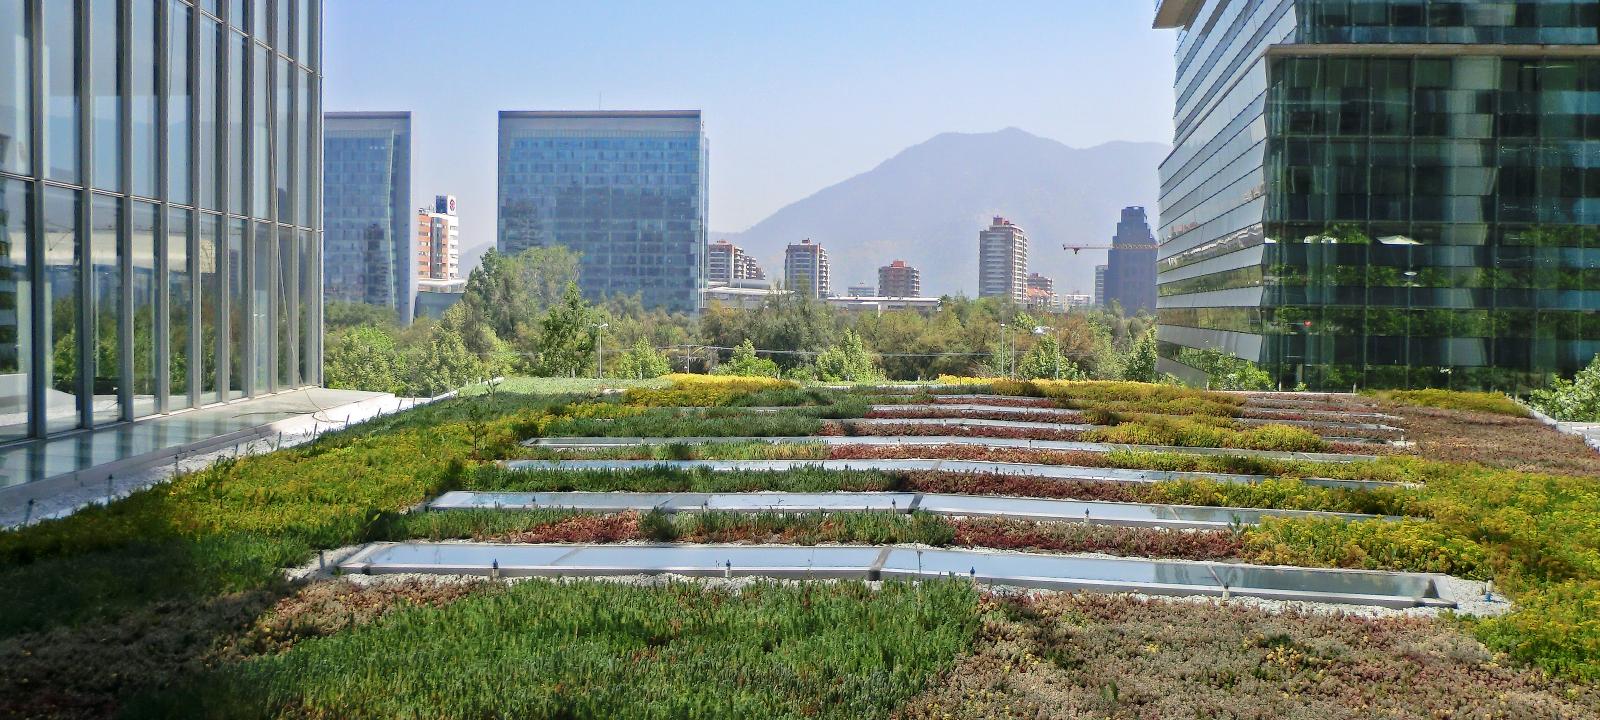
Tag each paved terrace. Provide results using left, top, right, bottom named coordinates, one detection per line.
left=0, top=388, right=413, bottom=527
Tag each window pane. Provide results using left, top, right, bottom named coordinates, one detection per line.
left=297, top=228, right=313, bottom=384
left=296, top=68, right=309, bottom=226
left=131, top=202, right=156, bottom=417
left=90, top=0, right=120, bottom=190
left=131, top=0, right=158, bottom=197
left=45, top=0, right=81, bottom=183
left=0, top=178, right=30, bottom=441
left=228, top=0, right=243, bottom=30
left=250, top=0, right=263, bottom=36
left=273, top=0, right=286, bottom=51
left=44, top=187, right=81, bottom=433
left=168, top=0, right=192, bottom=204
left=198, top=213, right=219, bottom=403
left=251, top=43, right=267, bottom=215
left=226, top=217, right=244, bottom=399
left=294, top=0, right=306, bottom=65
left=275, top=56, right=290, bottom=220
left=228, top=31, right=244, bottom=214
left=277, top=225, right=292, bottom=387
left=251, top=221, right=270, bottom=392
left=1, top=0, right=31, bottom=175
left=198, top=17, right=219, bottom=210
left=167, top=207, right=191, bottom=410
left=91, top=194, right=122, bottom=425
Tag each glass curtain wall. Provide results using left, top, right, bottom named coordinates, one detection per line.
left=1262, top=52, right=1600, bottom=390
left=0, top=0, right=322, bottom=443
left=1153, top=0, right=1600, bottom=391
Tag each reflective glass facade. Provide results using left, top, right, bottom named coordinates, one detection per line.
left=322, top=112, right=411, bottom=324
left=1154, top=0, right=1600, bottom=390
left=0, top=0, right=323, bottom=443
left=498, top=111, right=707, bottom=313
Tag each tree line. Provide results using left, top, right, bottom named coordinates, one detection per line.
left=323, top=245, right=1274, bottom=396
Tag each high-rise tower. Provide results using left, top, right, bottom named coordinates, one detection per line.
left=978, top=217, right=1028, bottom=303
left=497, top=111, right=707, bottom=312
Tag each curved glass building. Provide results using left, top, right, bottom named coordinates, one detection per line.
left=0, top=0, right=322, bottom=443
left=1154, top=0, right=1600, bottom=390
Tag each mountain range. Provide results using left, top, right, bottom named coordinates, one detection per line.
left=716, top=128, right=1169, bottom=298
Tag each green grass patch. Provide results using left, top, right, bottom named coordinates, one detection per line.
left=127, top=580, right=980, bottom=719
left=1081, top=412, right=1329, bottom=452
left=1370, top=389, right=1529, bottom=417
left=1242, top=516, right=1489, bottom=578
left=458, top=376, right=670, bottom=397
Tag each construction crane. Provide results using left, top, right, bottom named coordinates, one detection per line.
left=1062, top=242, right=1157, bottom=255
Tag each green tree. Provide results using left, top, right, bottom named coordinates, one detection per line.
left=324, top=301, right=397, bottom=333
left=1530, top=355, right=1600, bottom=421
left=714, top=339, right=781, bottom=378
left=700, top=292, right=835, bottom=369
left=536, top=283, right=599, bottom=377
left=324, top=326, right=402, bottom=393
left=461, top=246, right=580, bottom=347
left=1178, top=347, right=1273, bottom=391
left=815, top=330, right=883, bottom=383
left=1017, top=333, right=1083, bottom=380
left=439, top=303, right=516, bottom=378
left=613, top=339, right=672, bottom=379
left=1121, top=326, right=1158, bottom=383
left=403, top=324, right=483, bottom=397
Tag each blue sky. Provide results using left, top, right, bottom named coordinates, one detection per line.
left=325, top=1, right=1178, bottom=252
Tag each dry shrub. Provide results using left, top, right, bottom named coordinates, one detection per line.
left=840, top=422, right=1086, bottom=442
left=230, top=579, right=497, bottom=657
left=950, top=518, right=1243, bottom=561
left=897, top=593, right=1600, bottom=720
left=490, top=512, right=640, bottom=544
left=899, top=471, right=1143, bottom=503
left=931, top=395, right=1060, bottom=409
left=0, top=591, right=280, bottom=720
left=1383, top=402, right=1600, bottom=478
left=865, top=408, right=1083, bottom=424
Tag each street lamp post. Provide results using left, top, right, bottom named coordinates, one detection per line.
left=592, top=322, right=610, bottom=379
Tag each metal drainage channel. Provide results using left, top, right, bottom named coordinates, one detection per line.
left=428, top=490, right=1388, bottom=530
left=338, top=542, right=1456, bottom=610
left=502, top=458, right=1399, bottom=492
left=524, top=435, right=1378, bottom=464
left=836, top=418, right=1390, bottom=446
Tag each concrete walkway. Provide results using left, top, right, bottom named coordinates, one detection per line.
left=1, top=388, right=438, bottom=527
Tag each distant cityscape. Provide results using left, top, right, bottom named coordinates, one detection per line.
left=321, top=111, right=1155, bottom=322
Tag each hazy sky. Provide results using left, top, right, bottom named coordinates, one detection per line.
left=325, top=1, right=1179, bottom=253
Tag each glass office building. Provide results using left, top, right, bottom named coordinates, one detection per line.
left=498, top=111, right=707, bottom=313
left=0, top=0, right=322, bottom=443
left=323, top=112, right=411, bottom=324
left=1153, top=0, right=1600, bottom=390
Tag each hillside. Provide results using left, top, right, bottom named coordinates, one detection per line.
left=717, top=128, right=1168, bottom=297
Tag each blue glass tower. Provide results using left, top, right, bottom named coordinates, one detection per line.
left=497, top=111, right=707, bottom=313
left=323, top=111, right=411, bottom=324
